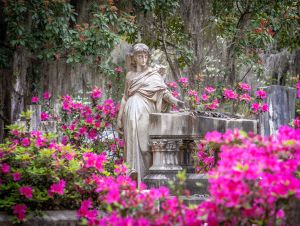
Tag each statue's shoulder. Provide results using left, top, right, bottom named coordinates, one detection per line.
left=126, top=71, right=135, bottom=80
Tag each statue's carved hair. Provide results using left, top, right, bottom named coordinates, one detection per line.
left=126, top=43, right=150, bottom=71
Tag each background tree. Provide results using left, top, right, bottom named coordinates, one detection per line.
left=212, top=0, right=300, bottom=85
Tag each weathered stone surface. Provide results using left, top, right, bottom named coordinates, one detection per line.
left=149, top=112, right=257, bottom=139
left=144, top=173, right=209, bottom=196
left=40, top=121, right=57, bottom=133
left=29, top=105, right=41, bottom=131
left=149, top=139, right=182, bottom=173
left=259, top=85, right=296, bottom=136
left=0, top=210, right=80, bottom=226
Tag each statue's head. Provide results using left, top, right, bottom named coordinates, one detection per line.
left=127, top=43, right=150, bottom=71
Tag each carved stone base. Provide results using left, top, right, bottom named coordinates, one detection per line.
left=149, top=139, right=182, bottom=174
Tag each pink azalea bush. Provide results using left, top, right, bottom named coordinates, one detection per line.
left=168, top=78, right=268, bottom=116
left=40, top=88, right=124, bottom=167
left=0, top=88, right=124, bottom=222
left=0, top=123, right=114, bottom=222
left=195, top=126, right=300, bottom=225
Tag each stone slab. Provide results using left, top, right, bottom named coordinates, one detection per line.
left=143, top=173, right=209, bottom=196
left=0, top=210, right=80, bottom=226
left=259, top=85, right=296, bottom=136
left=149, top=112, right=257, bottom=139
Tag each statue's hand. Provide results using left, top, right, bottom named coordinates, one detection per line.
left=117, top=117, right=123, bottom=130
left=177, top=100, right=186, bottom=109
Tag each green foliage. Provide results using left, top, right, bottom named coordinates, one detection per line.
left=212, top=0, right=300, bottom=75
left=133, top=0, right=193, bottom=69
left=1, top=0, right=137, bottom=70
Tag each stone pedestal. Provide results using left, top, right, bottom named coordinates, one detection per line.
left=144, top=112, right=258, bottom=198
left=149, top=139, right=182, bottom=173
left=259, top=85, right=296, bottom=136
left=143, top=138, right=182, bottom=187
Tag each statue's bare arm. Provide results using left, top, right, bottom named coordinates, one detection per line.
left=163, top=91, right=185, bottom=109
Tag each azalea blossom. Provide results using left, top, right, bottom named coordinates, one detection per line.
left=178, top=77, right=189, bottom=87
left=1, top=163, right=10, bottom=174
left=42, top=91, right=51, bottom=100
left=172, top=90, right=179, bottom=98
left=31, top=96, right=39, bottom=104
left=239, top=93, right=251, bottom=102
left=293, top=117, right=300, bottom=128
left=21, top=137, right=30, bottom=147
left=223, top=89, right=238, bottom=100
left=255, top=89, right=267, bottom=99
left=13, top=204, right=27, bottom=221
left=187, top=89, right=198, bottom=97
left=201, top=93, right=209, bottom=101
left=204, top=86, right=216, bottom=94
left=12, top=172, right=21, bottom=181
left=41, top=112, right=49, bottom=121
left=238, top=82, right=251, bottom=91
left=19, top=186, right=33, bottom=199
left=261, top=103, right=268, bottom=112
left=167, top=82, right=177, bottom=89
left=48, top=179, right=66, bottom=196
left=114, top=66, right=124, bottom=73
left=91, top=87, right=102, bottom=99
left=251, top=102, right=260, bottom=113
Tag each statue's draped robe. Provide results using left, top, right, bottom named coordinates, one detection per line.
left=122, top=68, right=170, bottom=184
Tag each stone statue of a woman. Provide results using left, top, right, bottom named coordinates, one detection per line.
left=117, top=43, right=184, bottom=185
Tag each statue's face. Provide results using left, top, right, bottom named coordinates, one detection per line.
left=134, top=52, right=148, bottom=67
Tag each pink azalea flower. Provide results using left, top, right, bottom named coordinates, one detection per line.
left=239, top=93, right=251, bottom=102
left=205, top=99, right=219, bottom=110
left=13, top=204, right=27, bottom=221
left=91, top=87, right=102, bottom=99
left=88, top=129, right=98, bottom=140
left=1, top=163, right=10, bottom=174
left=19, top=186, right=33, bottom=199
left=238, top=82, right=251, bottom=91
left=106, top=189, right=120, bottom=204
left=114, top=66, right=124, bottom=73
left=13, top=172, right=21, bottom=181
left=167, top=82, right=177, bottom=89
left=261, top=103, right=268, bottom=112
left=61, top=136, right=68, bottom=145
left=48, top=179, right=66, bottom=196
left=11, top=129, right=20, bottom=137
left=21, top=138, right=30, bottom=147
left=294, top=117, right=300, bottom=128
left=172, top=90, right=179, bottom=98
left=178, top=77, right=189, bottom=87
left=31, top=96, right=39, bottom=104
left=188, top=89, right=198, bottom=97
left=85, top=117, right=93, bottom=125
left=41, top=112, right=49, bottom=121
left=223, top=89, right=238, bottom=100
left=201, top=93, right=209, bottom=101
left=276, top=209, right=285, bottom=219
left=255, top=89, right=267, bottom=99
left=205, top=86, right=216, bottom=94
left=42, top=91, right=51, bottom=100
left=78, top=126, right=87, bottom=135
left=251, top=103, right=260, bottom=113
left=296, top=81, right=300, bottom=98
left=205, top=131, right=222, bottom=143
